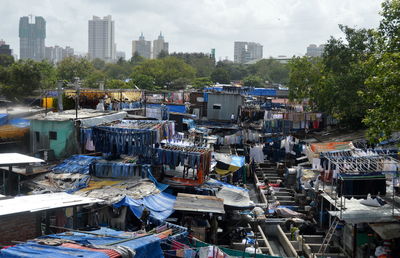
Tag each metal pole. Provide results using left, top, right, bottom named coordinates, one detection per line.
left=144, top=91, right=147, bottom=117
left=57, top=81, right=63, bottom=112
left=74, top=77, right=80, bottom=119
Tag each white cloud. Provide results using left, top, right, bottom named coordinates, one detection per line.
left=0, top=0, right=383, bottom=60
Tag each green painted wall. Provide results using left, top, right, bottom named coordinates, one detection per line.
left=30, top=119, right=78, bottom=159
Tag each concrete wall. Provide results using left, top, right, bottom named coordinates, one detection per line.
left=30, top=120, right=78, bottom=159
left=206, top=93, right=243, bottom=121
left=0, top=212, right=41, bottom=245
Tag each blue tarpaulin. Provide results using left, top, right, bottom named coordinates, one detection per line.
left=92, top=163, right=168, bottom=191
left=0, top=114, right=8, bottom=126
left=8, top=118, right=30, bottom=128
left=0, top=227, right=164, bottom=258
left=247, top=88, right=276, bottom=96
left=52, top=155, right=101, bottom=175
left=146, top=104, right=186, bottom=113
left=0, top=242, right=108, bottom=258
left=183, top=118, right=195, bottom=129
left=114, top=192, right=176, bottom=221
left=203, top=92, right=208, bottom=102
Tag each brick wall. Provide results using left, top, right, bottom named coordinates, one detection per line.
left=0, top=212, right=41, bottom=246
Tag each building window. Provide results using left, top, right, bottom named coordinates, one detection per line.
left=35, top=132, right=40, bottom=143
left=213, top=104, right=221, bottom=110
left=49, top=131, right=57, bottom=140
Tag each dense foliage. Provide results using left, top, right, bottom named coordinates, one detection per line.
left=288, top=0, right=400, bottom=142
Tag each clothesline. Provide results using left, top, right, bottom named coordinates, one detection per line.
left=321, top=148, right=400, bottom=174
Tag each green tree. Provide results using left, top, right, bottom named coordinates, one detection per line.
left=379, top=0, right=400, bottom=52
left=132, top=57, right=195, bottom=90
left=319, top=25, right=376, bottom=127
left=250, top=58, right=289, bottom=84
left=57, top=57, right=94, bottom=82
left=171, top=52, right=215, bottom=77
left=37, top=60, right=57, bottom=89
left=130, top=73, right=155, bottom=90
left=129, top=52, right=145, bottom=66
left=0, top=55, right=14, bottom=67
left=157, top=50, right=169, bottom=59
left=361, top=1, right=400, bottom=142
left=0, top=60, right=43, bottom=100
left=192, top=77, right=213, bottom=89
left=106, top=79, right=131, bottom=89
left=92, top=58, right=106, bottom=70
left=288, top=25, right=376, bottom=128
left=287, top=56, right=323, bottom=102
left=243, top=75, right=264, bottom=87
left=362, top=53, right=400, bottom=142
left=210, top=67, right=230, bottom=84
left=83, top=70, right=106, bottom=88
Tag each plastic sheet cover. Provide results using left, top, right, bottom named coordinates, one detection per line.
left=0, top=114, right=7, bottom=126
left=114, top=192, right=176, bottom=221
left=247, top=88, right=277, bottom=96
left=52, top=155, right=101, bottom=175
left=1, top=228, right=163, bottom=258
left=8, top=118, right=30, bottom=128
left=0, top=242, right=108, bottom=258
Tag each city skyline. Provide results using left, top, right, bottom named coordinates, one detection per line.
left=2, top=0, right=383, bottom=60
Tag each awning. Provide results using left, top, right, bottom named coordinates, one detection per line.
left=174, top=193, right=225, bottom=214
left=369, top=223, right=400, bottom=240
left=216, top=186, right=251, bottom=208
left=0, top=153, right=43, bottom=166
left=79, top=111, right=127, bottom=127
left=0, top=193, right=102, bottom=216
left=213, top=153, right=245, bottom=175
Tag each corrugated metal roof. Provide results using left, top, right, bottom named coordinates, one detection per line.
left=0, top=192, right=102, bottom=216
left=173, top=193, right=225, bottom=214
left=0, top=153, right=43, bottom=166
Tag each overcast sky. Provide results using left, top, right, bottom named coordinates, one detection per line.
left=1, top=0, right=383, bottom=60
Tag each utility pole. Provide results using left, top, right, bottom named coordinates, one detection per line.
left=74, top=77, right=80, bottom=119
left=57, top=81, right=63, bottom=112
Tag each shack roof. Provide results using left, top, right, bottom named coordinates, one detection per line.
left=0, top=192, right=102, bottom=216
left=174, top=193, right=225, bottom=214
left=0, top=153, right=43, bottom=166
left=29, top=109, right=127, bottom=123
left=323, top=193, right=400, bottom=224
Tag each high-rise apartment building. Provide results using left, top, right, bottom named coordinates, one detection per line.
left=19, top=16, right=46, bottom=61
left=0, top=40, right=12, bottom=56
left=45, top=45, right=74, bottom=63
left=306, top=44, right=325, bottom=57
left=132, top=33, right=151, bottom=59
left=88, top=15, right=116, bottom=62
left=234, top=41, right=263, bottom=63
left=152, top=32, right=168, bottom=59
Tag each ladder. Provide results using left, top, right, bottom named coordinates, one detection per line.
left=317, top=217, right=339, bottom=256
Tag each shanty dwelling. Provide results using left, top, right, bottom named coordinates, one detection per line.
left=29, top=109, right=127, bottom=160
left=0, top=193, right=101, bottom=246
left=206, top=92, right=244, bottom=121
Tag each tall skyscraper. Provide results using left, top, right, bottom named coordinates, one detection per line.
left=152, top=32, right=168, bottom=59
left=306, top=44, right=325, bottom=57
left=234, top=41, right=263, bottom=63
left=132, top=33, right=151, bottom=59
left=19, top=15, right=46, bottom=61
left=88, top=15, right=116, bottom=62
